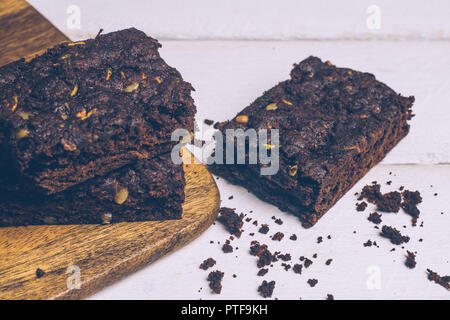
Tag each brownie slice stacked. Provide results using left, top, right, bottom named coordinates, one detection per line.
left=210, top=56, right=414, bottom=228
left=0, top=28, right=195, bottom=227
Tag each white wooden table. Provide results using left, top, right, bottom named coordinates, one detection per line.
left=29, top=0, right=450, bottom=299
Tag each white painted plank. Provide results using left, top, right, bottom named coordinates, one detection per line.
left=90, top=164, right=450, bottom=300
left=29, top=0, right=450, bottom=41
left=158, top=41, right=450, bottom=164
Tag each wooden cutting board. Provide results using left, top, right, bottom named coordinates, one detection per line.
left=0, top=0, right=220, bottom=300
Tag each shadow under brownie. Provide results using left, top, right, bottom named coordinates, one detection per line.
left=209, top=56, right=414, bottom=228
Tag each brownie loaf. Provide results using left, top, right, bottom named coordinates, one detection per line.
left=0, top=28, right=195, bottom=195
left=0, top=153, right=184, bottom=227
left=210, top=56, right=414, bottom=228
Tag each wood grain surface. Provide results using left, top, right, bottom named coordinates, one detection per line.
left=0, top=1, right=220, bottom=300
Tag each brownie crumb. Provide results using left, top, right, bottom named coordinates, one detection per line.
left=304, top=258, right=313, bottom=268
left=250, top=241, right=278, bottom=268
left=217, top=207, right=243, bottom=238
left=277, top=253, right=292, bottom=261
left=257, top=268, right=269, bottom=276
left=426, top=269, right=450, bottom=290
left=401, top=190, right=422, bottom=226
left=272, top=232, right=284, bottom=241
left=204, top=119, right=214, bottom=126
left=199, top=258, right=216, bottom=270
left=326, top=294, right=334, bottom=300
left=228, top=195, right=234, bottom=200
left=367, top=212, right=382, bottom=225
left=207, top=270, right=224, bottom=294
left=274, top=218, right=283, bottom=225
left=405, top=251, right=417, bottom=269
left=307, top=279, right=318, bottom=287
left=281, top=263, right=291, bottom=271
left=360, top=184, right=401, bottom=213
left=363, top=240, right=373, bottom=247
left=289, top=234, right=297, bottom=241
left=222, top=240, right=234, bottom=253
left=293, top=264, right=303, bottom=274
left=325, top=259, right=333, bottom=266
left=258, top=280, right=276, bottom=298
left=35, top=268, right=45, bottom=278
left=312, top=253, right=318, bottom=259
left=317, top=236, right=323, bottom=244
left=356, top=201, right=368, bottom=212
left=258, top=224, right=269, bottom=234
left=380, top=225, right=410, bottom=245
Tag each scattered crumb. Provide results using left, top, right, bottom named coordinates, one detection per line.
left=258, top=224, right=269, bottom=234
left=204, top=119, right=214, bottom=126
left=274, top=218, right=283, bottom=225
left=325, top=259, right=333, bottom=266
left=257, top=268, right=269, bottom=276
left=217, top=207, right=243, bottom=238
left=405, top=251, right=417, bottom=269
left=35, top=268, right=45, bottom=279
left=356, top=201, right=368, bottom=212
left=380, top=225, right=410, bottom=245
left=293, top=264, right=303, bottom=275
left=317, top=236, right=323, bottom=244
left=289, top=234, right=297, bottom=241
left=222, top=240, right=234, bottom=253
left=304, top=258, right=313, bottom=268
left=363, top=240, right=373, bottom=247
left=272, top=232, right=284, bottom=241
left=277, top=253, right=291, bottom=261
left=207, top=270, right=224, bottom=294
left=426, top=269, right=450, bottom=290
left=326, top=294, right=334, bottom=300
left=307, top=279, right=318, bottom=287
left=199, top=258, right=216, bottom=270
left=367, top=212, right=382, bottom=225
left=250, top=241, right=278, bottom=268
left=258, top=280, right=276, bottom=298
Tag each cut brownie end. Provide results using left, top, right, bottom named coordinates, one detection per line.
left=0, top=28, right=195, bottom=195
left=0, top=153, right=184, bottom=227
left=209, top=56, right=413, bottom=227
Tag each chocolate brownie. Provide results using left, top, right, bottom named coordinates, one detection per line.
left=0, top=28, right=195, bottom=195
left=209, top=56, right=413, bottom=227
left=0, top=153, right=184, bottom=227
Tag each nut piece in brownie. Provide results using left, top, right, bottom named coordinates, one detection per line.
left=209, top=56, right=414, bottom=227
left=0, top=28, right=195, bottom=195
left=0, top=153, right=184, bottom=227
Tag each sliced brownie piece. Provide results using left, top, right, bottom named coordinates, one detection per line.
left=0, top=28, right=195, bottom=195
left=0, top=153, right=184, bottom=227
left=209, top=56, right=413, bottom=228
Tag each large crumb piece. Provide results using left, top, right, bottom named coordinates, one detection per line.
left=250, top=241, right=278, bottom=268
left=217, top=207, right=243, bottom=237
left=199, top=258, right=216, bottom=270
left=380, top=225, right=410, bottom=245
left=401, top=190, right=422, bottom=226
left=258, top=280, right=276, bottom=298
left=405, top=251, right=416, bottom=269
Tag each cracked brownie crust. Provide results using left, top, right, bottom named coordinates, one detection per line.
left=210, top=56, right=414, bottom=227
left=0, top=28, right=195, bottom=195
